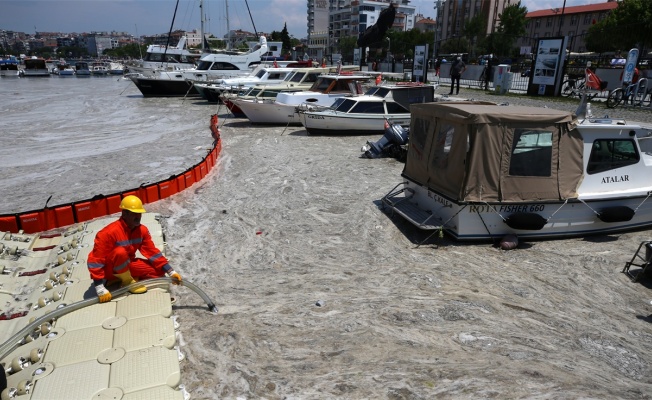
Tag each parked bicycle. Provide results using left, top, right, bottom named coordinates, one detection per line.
left=561, top=76, right=586, bottom=98
left=606, top=78, right=650, bottom=109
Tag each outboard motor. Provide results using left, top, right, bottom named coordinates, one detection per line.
left=361, top=120, right=409, bottom=160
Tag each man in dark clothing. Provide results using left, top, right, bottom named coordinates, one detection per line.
left=484, top=56, right=493, bottom=91
left=449, top=56, right=466, bottom=95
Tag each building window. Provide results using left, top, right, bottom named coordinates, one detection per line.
left=584, top=13, right=592, bottom=24
left=570, top=15, right=578, bottom=26
left=535, top=19, right=541, bottom=28
left=546, top=17, right=553, bottom=28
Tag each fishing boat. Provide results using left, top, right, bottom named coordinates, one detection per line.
left=237, top=72, right=371, bottom=125
left=74, top=61, right=91, bottom=77
left=381, top=99, right=652, bottom=241
left=19, top=58, right=50, bottom=77
left=0, top=59, right=20, bottom=77
left=129, top=36, right=268, bottom=97
left=297, top=82, right=436, bottom=135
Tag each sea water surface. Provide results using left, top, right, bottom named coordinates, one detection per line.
left=0, top=75, right=215, bottom=214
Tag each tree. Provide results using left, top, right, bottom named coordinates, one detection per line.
left=493, top=3, right=527, bottom=58
left=338, top=36, right=358, bottom=62
left=585, top=0, right=652, bottom=53
left=463, top=14, right=486, bottom=58
left=280, top=23, right=292, bottom=54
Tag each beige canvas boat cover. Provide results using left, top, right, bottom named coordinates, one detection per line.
left=404, top=102, right=582, bottom=202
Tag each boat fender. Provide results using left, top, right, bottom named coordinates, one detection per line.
left=504, top=212, right=547, bottom=230
left=499, top=234, right=519, bottom=250
left=597, top=206, right=635, bottom=223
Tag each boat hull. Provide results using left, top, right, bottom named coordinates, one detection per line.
left=300, top=112, right=410, bottom=135
left=238, top=100, right=301, bottom=125
left=131, top=76, right=199, bottom=97
left=382, top=178, right=652, bottom=241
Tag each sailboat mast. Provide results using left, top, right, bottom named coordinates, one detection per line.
left=200, top=0, right=207, bottom=52
left=226, top=0, right=231, bottom=50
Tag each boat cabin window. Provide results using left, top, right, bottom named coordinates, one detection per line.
left=312, top=77, right=333, bottom=91
left=509, top=129, right=553, bottom=177
left=331, top=98, right=356, bottom=112
left=289, top=72, right=304, bottom=82
left=587, top=139, right=639, bottom=174
left=255, top=69, right=267, bottom=78
left=304, top=73, right=321, bottom=83
left=385, top=102, right=409, bottom=113
left=432, top=122, right=455, bottom=168
left=267, top=72, right=285, bottom=80
left=350, top=101, right=386, bottom=114
left=195, top=61, right=240, bottom=71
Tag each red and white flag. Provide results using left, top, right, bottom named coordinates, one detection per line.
left=375, top=73, right=382, bottom=85
left=273, top=60, right=278, bottom=68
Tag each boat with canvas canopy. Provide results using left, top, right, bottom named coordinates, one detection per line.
left=381, top=100, right=652, bottom=241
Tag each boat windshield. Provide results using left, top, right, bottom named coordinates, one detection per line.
left=330, top=98, right=356, bottom=112
left=289, top=72, right=306, bottom=82
left=364, top=87, right=390, bottom=98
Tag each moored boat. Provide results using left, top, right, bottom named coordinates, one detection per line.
left=238, top=72, right=371, bottom=125
left=381, top=100, right=652, bottom=241
left=0, top=59, right=20, bottom=77
left=74, top=61, right=91, bottom=77
left=297, top=82, right=436, bottom=135
left=129, top=36, right=269, bottom=97
left=19, top=58, right=50, bottom=77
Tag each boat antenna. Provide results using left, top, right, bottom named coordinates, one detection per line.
left=162, top=0, right=181, bottom=67
left=244, top=0, right=258, bottom=38
left=135, top=24, right=143, bottom=60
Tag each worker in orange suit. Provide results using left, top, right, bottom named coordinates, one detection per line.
left=87, top=195, right=182, bottom=303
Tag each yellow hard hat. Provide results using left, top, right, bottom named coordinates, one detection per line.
left=119, top=195, right=146, bottom=213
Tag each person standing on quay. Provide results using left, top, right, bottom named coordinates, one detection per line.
left=449, top=56, right=466, bottom=95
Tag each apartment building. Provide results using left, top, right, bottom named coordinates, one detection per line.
left=306, top=0, right=417, bottom=60
left=519, top=1, right=618, bottom=53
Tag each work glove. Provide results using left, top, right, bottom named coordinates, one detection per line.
left=95, top=283, right=112, bottom=303
left=167, top=269, right=182, bottom=285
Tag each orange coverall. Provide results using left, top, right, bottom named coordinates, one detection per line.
left=87, top=217, right=172, bottom=283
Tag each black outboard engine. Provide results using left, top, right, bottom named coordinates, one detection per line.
left=362, top=120, right=409, bottom=160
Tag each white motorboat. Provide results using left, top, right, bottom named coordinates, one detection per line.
left=297, top=82, right=436, bottom=135
left=381, top=99, right=652, bottom=241
left=238, top=72, right=371, bottom=125
left=125, top=36, right=202, bottom=76
left=91, top=62, right=109, bottom=76
left=129, top=36, right=268, bottom=97
left=19, top=58, right=50, bottom=77
left=221, top=66, right=344, bottom=115
left=193, top=64, right=296, bottom=102
left=107, top=61, right=125, bottom=75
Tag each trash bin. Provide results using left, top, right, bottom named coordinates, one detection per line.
left=494, top=64, right=512, bottom=94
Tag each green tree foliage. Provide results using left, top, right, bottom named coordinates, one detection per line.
left=103, top=43, right=146, bottom=59
left=463, top=14, right=486, bottom=58
left=338, top=35, right=358, bottom=62
left=281, top=23, right=292, bottom=54
left=586, top=0, right=652, bottom=53
left=492, top=3, right=527, bottom=58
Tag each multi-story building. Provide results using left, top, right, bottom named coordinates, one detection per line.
left=414, top=14, right=436, bottom=33
left=305, top=0, right=418, bottom=60
left=520, top=1, right=618, bottom=54
left=435, top=0, right=518, bottom=51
